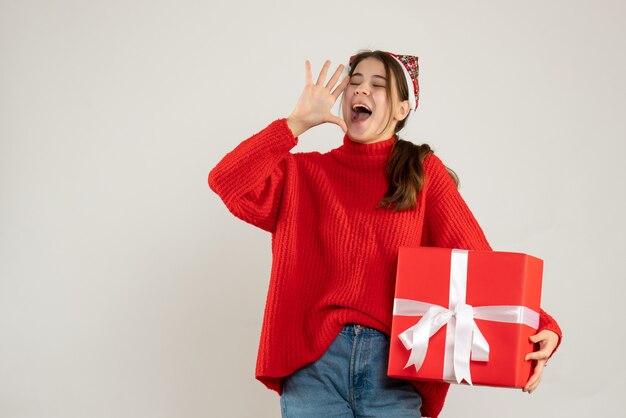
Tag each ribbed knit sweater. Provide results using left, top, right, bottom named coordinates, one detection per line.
left=208, top=118, right=562, bottom=418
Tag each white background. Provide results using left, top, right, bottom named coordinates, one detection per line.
left=1, top=1, right=625, bottom=417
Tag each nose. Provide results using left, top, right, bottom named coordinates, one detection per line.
left=354, top=83, right=369, bottom=96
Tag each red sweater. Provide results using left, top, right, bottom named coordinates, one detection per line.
left=208, top=118, right=562, bottom=417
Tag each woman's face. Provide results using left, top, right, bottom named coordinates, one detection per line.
left=341, top=57, right=408, bottom=144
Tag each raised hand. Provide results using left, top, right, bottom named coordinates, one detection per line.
left=287, top=59, right=350, bottom=137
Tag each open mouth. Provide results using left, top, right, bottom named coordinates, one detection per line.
left=351, top=104, right=372, bottom=122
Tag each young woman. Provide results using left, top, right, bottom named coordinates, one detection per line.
left=209, top=50, right=562, bottom=418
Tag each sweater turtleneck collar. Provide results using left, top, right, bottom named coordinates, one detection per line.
left=329, top=133, right=397, bottom=170
left=337, top=133, right=397, bottom=156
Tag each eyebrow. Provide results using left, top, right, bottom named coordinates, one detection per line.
left=352, top=72, right=387, bottom=81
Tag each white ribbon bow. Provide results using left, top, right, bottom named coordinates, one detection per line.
left=393, top=249, right=540, bottom=385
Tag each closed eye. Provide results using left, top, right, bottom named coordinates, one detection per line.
left=350, top=83, right=385, bottom=88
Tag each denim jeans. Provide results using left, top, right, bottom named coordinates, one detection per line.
left=280, top=324, right=422, bottom=417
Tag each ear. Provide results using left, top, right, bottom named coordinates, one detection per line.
left=394, top=100, right=411, bottom=122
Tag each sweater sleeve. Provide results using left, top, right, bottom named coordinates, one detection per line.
left=422, top=153, right=562, bottom=355
left=208, top=118, right=297, bottom=233
left=422, top=152, right=492, bottom=252
left=537, top=307, right=562, bottom=358
left=410, top=380, right=449, bottom=418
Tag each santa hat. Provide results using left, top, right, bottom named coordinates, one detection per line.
left=349, top=52, right=420, bottom=112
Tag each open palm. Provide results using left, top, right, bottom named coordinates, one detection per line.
left=288, top=59, right=349, bottom=136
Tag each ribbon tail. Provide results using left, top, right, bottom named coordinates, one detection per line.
left=453, top=304, right=474, bottom=385
left=403, top=320, right=430, bottom=371
left=470, top=322, right=490, bottom=362
left=401, top=309, right=435, bottom=371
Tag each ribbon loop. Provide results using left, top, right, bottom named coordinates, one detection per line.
left=398, top=305, right=451, bottom=371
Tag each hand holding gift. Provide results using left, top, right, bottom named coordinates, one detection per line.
left=522, top=329, right=559, bottom=393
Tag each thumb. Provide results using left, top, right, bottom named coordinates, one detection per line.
left=329, top=115, right=347, bottom=133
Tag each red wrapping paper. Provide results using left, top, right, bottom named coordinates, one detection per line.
left=388, top=247, right=543, bottom=388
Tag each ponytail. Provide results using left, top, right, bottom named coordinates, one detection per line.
left=377, top=139, right=459, bottom=211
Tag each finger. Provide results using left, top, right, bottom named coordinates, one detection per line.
left=523, top=363, right=541, bottom=392
left=523, top=361, right=545, bottom=393
left=316, top=60, right=331, bottom=86
left=529, top=331, right=548, bottom=344
left=305, top=60, right=312, bottom=85
left=529, top=330, right=558, bottom=347
left=331, top=75, right=350, bottom=99
left=525, top=349, right=550, bottom=362
left=325, top=64, right=345, bottom=90
left=523, top=371, right=540, bottom=393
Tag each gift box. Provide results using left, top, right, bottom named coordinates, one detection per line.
left=387, top=247, right=543, bottom=388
